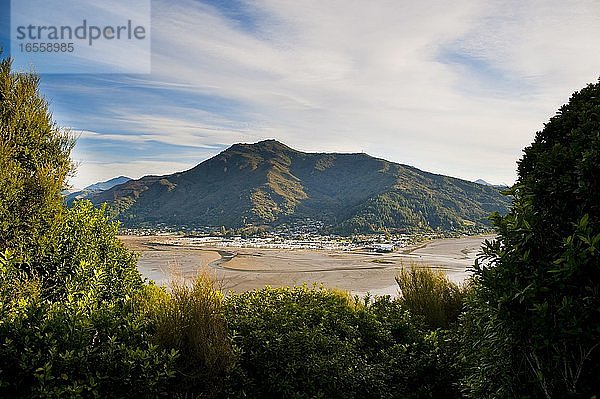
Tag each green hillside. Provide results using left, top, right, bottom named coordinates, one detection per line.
left=90, top=140, right=510, bottom=234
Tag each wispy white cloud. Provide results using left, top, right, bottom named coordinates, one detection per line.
left=57, top=0, right=600, bottom=187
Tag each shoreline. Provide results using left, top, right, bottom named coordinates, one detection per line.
left=120, top=234, right=492, bottom=295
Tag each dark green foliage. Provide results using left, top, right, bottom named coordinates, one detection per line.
left=0, top=248, right=176, bottom=398
left=459, top=287, right=524, bottom=398
left=461, top=80, right=600, bottom=398
left=224, top=286, right=370, bottom=398
left=366, top=296, right=464, bottom=399
left=517, top=83, right=600, bottom=245
left=224, top=286, right=462, bottom=398
left=89, top=140, right=510, bottom=234
left=372, top=329, right=463, bottom=399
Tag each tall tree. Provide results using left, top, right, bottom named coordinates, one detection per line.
left=462, top=80, right=600, bottom=398
left=0, top=56, right=74, bottom=262
left=0, top=56, right=172, bottom=397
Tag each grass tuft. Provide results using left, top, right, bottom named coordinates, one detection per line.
left=137, top=271, right=235, bottom=397
left=395, top=264, right=468, bottom=329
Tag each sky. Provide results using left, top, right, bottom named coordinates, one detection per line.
left=2, top=0, right=600, bottom=190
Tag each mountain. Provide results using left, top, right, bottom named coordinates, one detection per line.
left=474, top=179, right=493, bottom=186
left=89, top=140, right=511, bottom=234
left=66, top=176, right=131, bottom=204
left=84, top=176, right=132, bottom=192
left=474, top=178, right=509, bottom=189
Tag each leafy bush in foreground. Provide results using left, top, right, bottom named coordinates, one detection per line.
left=225, top=285, right=371, bottom=398
left=224, top=285, right=462, bottom=398
left=38, top=201, right=144, bottom=301
left=0, top=247, right=176, bottom=398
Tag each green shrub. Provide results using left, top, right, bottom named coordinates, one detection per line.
left=395, top=264, right=467, bottom=330
left=224, top=285, right=366, bottom=398
left=40, top=201, right=143, bottom=301
left=458, top=290, right=524, bottom=398
left=372, top=330, right=463, bottom=399
left=223, top=285, right=462, bottom=398
left=0, top=215, right=178, bottom=397
left=366, top=296, right=464, bottom=399
left=0, top=249, right=177, bottom=398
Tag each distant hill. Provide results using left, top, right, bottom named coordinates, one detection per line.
left=89, top=140, right=511, bottom=234
left=474, top=179, right=493, bottom=186
left=84, top=176, right=132, bottom=192
left=66, top=176, right=131, bottom=204
left=474, top=178, right=509, bottom=189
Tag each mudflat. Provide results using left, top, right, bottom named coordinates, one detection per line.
left=119, top=235, right=493, bottom=296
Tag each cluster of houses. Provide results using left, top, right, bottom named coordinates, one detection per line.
left=153, top=232, right=415, bottom=252
left=119, top=221, right=450, bottom=253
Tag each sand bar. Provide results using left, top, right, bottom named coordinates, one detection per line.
left=120, top=235, right=493, bottom=296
